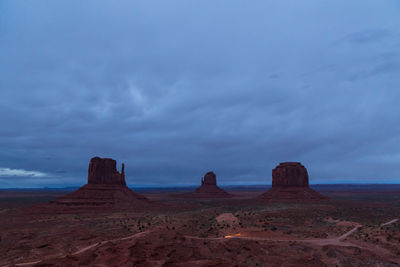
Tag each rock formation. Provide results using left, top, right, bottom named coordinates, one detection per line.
left=52, top=157, right=150, bottom=209
left=201, top=172, right=217, bottom=186
left=259, top=162, right=326, bottom=200
left=272, top=162, right=309, bottom=187
left=87, top=157, right=126, bottom=185
left=175, top=171, right=233, bottom=198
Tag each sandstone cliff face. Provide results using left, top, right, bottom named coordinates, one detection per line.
left=201, top=172, right=217, bottom=186
left=88, top=157, right=126, bottom=185
left=272, top=162, right=308, bottom=188
left=259, top=162, right=326, bottom=201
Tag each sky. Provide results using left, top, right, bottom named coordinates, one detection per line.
left=1, top=1, right=400, bottom=188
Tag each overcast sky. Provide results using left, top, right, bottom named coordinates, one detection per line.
left=1, top=1, right=400, bottom=188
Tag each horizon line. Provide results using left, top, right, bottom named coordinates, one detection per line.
left=1, top=182, right=400, bottom=190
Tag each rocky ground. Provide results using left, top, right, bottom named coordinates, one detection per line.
left=0, top=186, right=399, bottom=266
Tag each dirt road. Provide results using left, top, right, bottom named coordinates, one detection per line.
left=14, top=218, right=398, bottom=266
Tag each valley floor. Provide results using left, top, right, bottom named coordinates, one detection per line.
left=1, top=186, right=400, bottom=266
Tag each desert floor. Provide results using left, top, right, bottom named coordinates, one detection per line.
left=0, top=185, right=400, bottom=267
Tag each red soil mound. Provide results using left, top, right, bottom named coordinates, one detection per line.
left=53, top=184, right=149, bottom=208
left=259, top=186, right=326, bottom=200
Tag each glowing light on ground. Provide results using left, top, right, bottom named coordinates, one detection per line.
left=224, top=233, right=242, bottom=238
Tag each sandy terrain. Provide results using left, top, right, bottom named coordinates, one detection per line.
left=1, top=185, right=400, bottom=266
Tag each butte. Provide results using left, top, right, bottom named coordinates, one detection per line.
left=176, top=171, right=233, bottom=198
left=258, top=162, right=326, bottom=200
left=52, top=157, right=151, bottom=209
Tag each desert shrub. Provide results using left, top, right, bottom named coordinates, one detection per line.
left=386, top=234, right=392, bottom=241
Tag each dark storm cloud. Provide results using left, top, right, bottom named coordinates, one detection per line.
left=1, top=0, right=400, bottom=187
left=342, top=29, right=392, bottom=44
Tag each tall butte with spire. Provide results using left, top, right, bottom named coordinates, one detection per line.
left=258, top=162, right=326, bottom=200
left=53, top=157, right=151, bottom=209
left=87, top=157, right=126, bottom=185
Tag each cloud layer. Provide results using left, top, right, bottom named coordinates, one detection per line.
left=1, top=0, right=400, bottom=187
left=0, top=168, right=47, bottom=178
